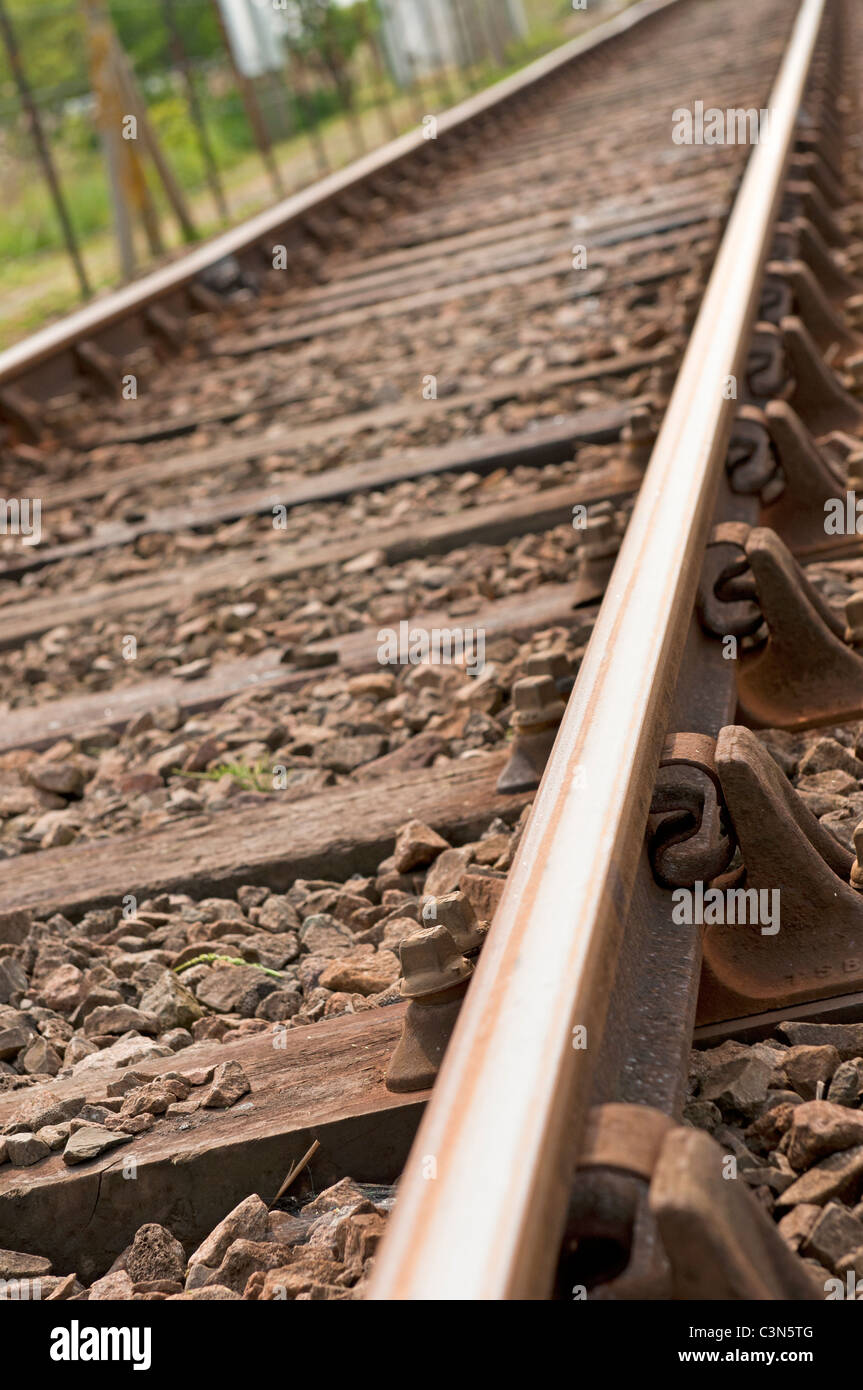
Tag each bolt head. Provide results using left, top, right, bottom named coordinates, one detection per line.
left=432, top=891, right=485, bottom=953
left=399, top=926, right=472, bottom=999
left=513, top=674, right=557, bottom=713
left=526, top=650, right=570, bottom=684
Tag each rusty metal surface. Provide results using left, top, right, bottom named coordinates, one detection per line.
left=368, top=0, right=828, bottom=1301
left=721, top=525, right=863, bottom=728
left=698, top=724, right=863, bottom=1021
left=650, top=1127, right=819, bottom=1299
left=578, top=1104, right=675, bottom=1181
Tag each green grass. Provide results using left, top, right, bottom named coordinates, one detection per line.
left=173, top=953, right=285, bottom=978
left=180, top=759, right=274, bottom=792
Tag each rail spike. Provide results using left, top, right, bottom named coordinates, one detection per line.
left=698, top=521, right=863, bottom=729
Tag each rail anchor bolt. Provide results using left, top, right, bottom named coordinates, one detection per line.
left=385, top=926, right=473, bottom=1094
left=496, top=674, right=567, bottom=795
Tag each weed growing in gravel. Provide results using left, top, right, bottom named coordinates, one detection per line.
left=173, top=953, right=285, bottom=979
left=180, top=759, right=273, bottom=791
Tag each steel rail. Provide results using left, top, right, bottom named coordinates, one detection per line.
left=0, top=0, right=682, bottom=390
left=367, top=0, right=828, bottom=1301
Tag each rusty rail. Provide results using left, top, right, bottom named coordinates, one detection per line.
left=368, top=0, right=828, bottom=1301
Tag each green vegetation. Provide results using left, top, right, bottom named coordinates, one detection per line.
left=0, top=0, right=620, bottom=346
left=181, top=759, right=274, bottom=791
left=173, top=953, right=285, bottom=977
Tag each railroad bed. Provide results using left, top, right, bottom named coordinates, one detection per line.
left=1, top=0, right=862, bottom=1310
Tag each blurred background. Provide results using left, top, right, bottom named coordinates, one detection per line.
left=0, top=0, right=626, bottom=347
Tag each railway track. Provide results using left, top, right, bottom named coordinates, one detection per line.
left=0, top=0, right=862, bottom=1325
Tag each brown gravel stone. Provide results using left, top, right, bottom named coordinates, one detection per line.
left=203, top=1238, right=289, bottom=1293
left=802, top=1202, right=863, bottom=1273
left=775, top=1145, right=863, bottom=1209
left=746, top=1103, right=797, bottom=1155
left=126, top=1224, right=186, bottom=1285
left=62, top=1124, right=133, bottom=1165
left=187, top=1194, right=268, bottom=1282
left=778, top=1021, right=863, bottom=1062
left=392, top=820, right=450, bottom=873
left=786, top=1100, right=863, bottom=1171
left=318, top=949, right=400, bottom=996
left=0, top=1248, right=52, bottom=1279
left=780, top=1045, right=841, bottom=1100
left=776, top=1204, right=821, bottom=1252
left=200, top=1058, right=251, bottom=1109
left=169, top=1285, right=242, bottom=1300
left=88, top=1269, right=134, bottom=1300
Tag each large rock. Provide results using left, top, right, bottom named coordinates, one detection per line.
left=36, top=963, right=85, bottom=1014
left=254, top=987, right=302, bottom=1021
left=19, top=1036, right=62, bottom=1077
left=776, top=1203, right=820, bottom=1252
left=786, top=1101, right=863, bottom=1171
left=139, top=971, right=203, bottom=1032
left=745, top=1102, right=797, bottom=1155
left=0, top=959, right=27, bottom=1005
left=201, top=1059, right=251, bottom=1109
left=0, top=1249, right=52, bottom=1279
left=776, top=1145, right=863, bottom=1209
left=797, top=738, right=863, bottom=780
left=254, top=1253, right=347, bottom=1300
left=120, top=1077, right=189, bottom=1117
left=6, top=1132, right=50, bottom=1167
left=88, top=1270, right=134, bottom=1300
left=62, top=1125, right=133, bottom=1166
left=303, top=1178, right=370, bottom=1214
left=186, top=1194, right=268, bottom=1284
left=781, top=1045, right=841, bottom=1099
left=315, top=735, right=387, bottom=774
left=71, top=1036, right=172, bottom=1074
left=802, top=1202, right=863, bottom=1273
left=318, top=949, right=400, bottom=997
left=9, top=1093, right=86, bottom=1133
left=256, top=896, right=301, bottom=933
left=28, top=760, right=85, bottom=797
left=0, top=1025, right=35, bottom=1060
left=298, top=914, right=354, bottom=959
left=83, top=1005, right=159, bottom=1038
left=126, top=1224, right=186, bottom=1285
left=393, top=820, right=450, bottom=873
left=203, top=1239, right=289, bottom=1293
left=827, top=1058, right=863, bottom=1107
left=777, top=1021, right=863, bottom=1062
left=195, top=965, right=279, bottom=1017
left=423, top=847, right=474, bottom=897
left=697, top=1052, right=773, bottom=1120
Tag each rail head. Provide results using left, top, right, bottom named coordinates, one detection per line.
left=367, top=0, right=829, bottom=1301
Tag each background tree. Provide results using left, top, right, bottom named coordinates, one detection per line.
left=289, top=0, right=370, bottom=107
